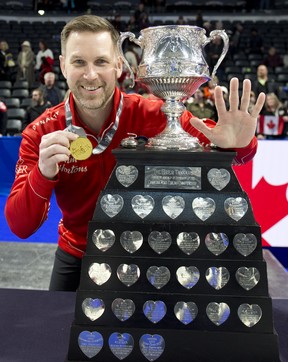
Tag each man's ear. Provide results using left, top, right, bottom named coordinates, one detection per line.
left=116, top=56, right=123, bottom=79
left=59, top=55, right=67, bottom=79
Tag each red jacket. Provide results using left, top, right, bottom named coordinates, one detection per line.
left=5, top=88, right=257, bottom=258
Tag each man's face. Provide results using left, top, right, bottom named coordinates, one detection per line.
left=60, top=31, right=122, bottom=112
left=32, top=91, right=41, bottom=105
left=257, top=65, right=267, bottom=78
left=44, top=74, right=55, bottom=87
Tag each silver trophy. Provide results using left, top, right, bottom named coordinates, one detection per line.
left=118, top=25, right=229, bottom=150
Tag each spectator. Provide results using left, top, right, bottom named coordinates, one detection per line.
left=253, top=64, right=279, bottom=98
left=263, top=47, right=284, bottom=70
left=185, top=88, right=216, bottom=121
left=40, top=72, right=63, bottom=106
left=246, top=28, right=264, bottom=56
left=195, top=11, right=204, bottom=28
left=35, top=40, right=54, bottom=84
left=257, top=92, right=288, bottom=139
left=138, top=11, right=150, bottom=30
left=0, top=100, right=7, bottom=135
left=229, top=23, right=244, bottom=58
left=23, top=88, right=51, bottom=130
left=126, top=15, right=139, bottom=33
left=111, top=14, right=125, bottom=33
left=176, top=16, right=186, bottom=25
left=16, top=41, right=35, bottom=88
left=134, top=2, right=147, bottom=24
left=0, top=40, right=15, bottom=81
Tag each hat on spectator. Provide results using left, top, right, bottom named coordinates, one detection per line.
left=22, top=40, right=31, bottom=47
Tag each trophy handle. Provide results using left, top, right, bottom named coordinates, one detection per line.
left=118, top=32, right=142, bottom=88
left=204, top=30, right=229, bottom=80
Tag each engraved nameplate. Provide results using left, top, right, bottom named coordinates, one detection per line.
left=145, top=166, right=201, bottom=190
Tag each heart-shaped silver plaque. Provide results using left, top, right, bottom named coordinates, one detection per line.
left=131, top=195, right=155, bottom=219
left=205, top=232, right=229, bottom=256
left=238, top=303, right=262, bottom=327
left=139, top=334, right=165, bottom=362
left=120, top=231, right=143, bottom=253
left=148, top=231, right=172, bottom=254
left=207, top=168, right=231, bottom=191
left=192, top=197, right=216, bottom=221
left=224, top=197, right=248, bottom=221
left=111, top=298, right=135, bottom=322
left=176, top=232, right=200, bottom=255
left=146, top=266, right=171, bottom=289
left=162, top=195, right=185, bottom=219
left=174, top=301, right=198, bottom=325
left=206, top=302, right=230, bottom=326
left=78, top=331, right=103, bottom=358
left=109, top=332, right=134, bottom=360
left=116, top=165, right=138, bottom=187
left=233, top=233, right=257, bottom=257
left=100, top=194, right=124, bottom=218
left=82, top=298, right=105, bottom=321
left=92, top=229, right=115, bottom=252
left=235, top=267, right=260, bottom=290
left=88, top=263, right=112, bottom=286
left=143, top=300, right=167, bottom=324
left=176, top=266, right=200, bottom=289
left=117, top=264, right=140, bottom=287
left=205, top=267, right=230, bottom=290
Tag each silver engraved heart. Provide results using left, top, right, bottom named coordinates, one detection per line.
left=82, top=298, right=105, bottom=321
left=146, top=266, right=171, bottom=289
left=111, top=298, right=135, bottom=322
left=235, top=267, right=260, bottom=291
left=131, top=195, right=155, bottom=219
left=238, top=304, right=262, bottom=327
left=176, top=232, right=200, bottom=255
left=120, top=231, right=143, bottom=253
left=143, top=300, right=167, bottom=324
left=233, top=233, right=257, bottom=257
left=92, top=229, right=115, bottom=252
left=207, top=168, right=231, bottom=191
left=148, top=231, right=172, bottom=254
left=117, top=263, right=140, bottom=287
left=206, top=302, right=230, bottom=326
left=78, top=331, right=103, bottom=358
left=192, top=197, right=216, bottom=221
left=109, top=332, right=134, bottom=360
left=224, top=197, right=248, bottom=221
left=116, top=165, right=138, bottom=187
left=176, top=266, right=200, bottom=289
left=205, top=232, right=229, bottom=256
left=162, top=195, right=185, bottom=219
left=205, top=267, right=230, bottom=290
left=174, top=301, right=198, bottom=325
left=88, top=263, right=112, bottom=285
left=100, top=194, right=124, bottom=218
left=139, top=334, right=165, bottom=362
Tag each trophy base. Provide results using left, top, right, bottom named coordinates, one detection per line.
left=147, top=132, right=202, bottom=150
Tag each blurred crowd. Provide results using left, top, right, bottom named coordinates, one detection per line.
left=0, top=4, right=288, bottom=139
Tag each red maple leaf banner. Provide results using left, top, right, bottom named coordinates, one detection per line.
left=234, top=140, right=288, bottom=247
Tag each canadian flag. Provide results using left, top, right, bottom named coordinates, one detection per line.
left=257, top=115, right=284, bottom=135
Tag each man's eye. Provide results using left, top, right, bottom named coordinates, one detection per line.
left=74, top=59, right=84, bottom=65
left=96, top=59, right=108, bottom=65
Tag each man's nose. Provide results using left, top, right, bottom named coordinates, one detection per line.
left=83, top=65, right=100, bottom=80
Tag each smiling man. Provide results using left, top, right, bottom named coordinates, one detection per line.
left=5, top=15, right=265, bottom=291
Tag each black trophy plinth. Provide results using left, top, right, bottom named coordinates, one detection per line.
left=67, top=148, right=280, bottom=362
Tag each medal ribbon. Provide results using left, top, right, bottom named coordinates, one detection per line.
left=65, top=93, right=123, bottom=155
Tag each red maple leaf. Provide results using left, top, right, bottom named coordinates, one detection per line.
left=267, top=120, right=276, bottom=130
left=233, top=161, right=288, bottom=246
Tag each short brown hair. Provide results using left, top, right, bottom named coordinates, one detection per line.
left=61, top=15, right=119, bottom=55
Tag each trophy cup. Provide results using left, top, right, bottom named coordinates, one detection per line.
left=66, top=25, right=280, bottom=362
left=118, top=25, right=229, bottom=150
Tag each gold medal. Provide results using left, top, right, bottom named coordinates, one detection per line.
left=70, top=137, right=93, bottom=161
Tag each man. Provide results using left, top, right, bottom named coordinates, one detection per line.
left=253, top=64, right=279, bottom=98
left=41, top=71, right=64, bottom=106
left=186, top=88, right=216, bottom=121
left=5, top=15, right=265, bottom=292
left=22, top=88, right=51, bottom=130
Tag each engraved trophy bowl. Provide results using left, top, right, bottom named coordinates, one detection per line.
left=118, top=25, right=229, bottom=150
